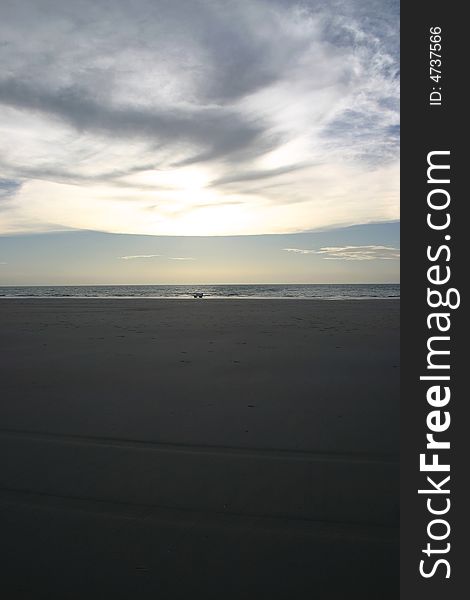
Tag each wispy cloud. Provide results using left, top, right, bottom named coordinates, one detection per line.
left=284, top=245, right=400, bottom=261
left=118, top=254, right=161, bottom=260
left=118, top=254, right=196, bottom=261
left=317, top=246, right=400, bottom=260
left=283, top=248, right=316, bottom=255
left=0, top=0, right=399, bottom=236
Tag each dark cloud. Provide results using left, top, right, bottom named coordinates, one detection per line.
left=0, top=179, right=22, bottom=198
left=0, top=78, right=265, bottom=163
left=209, top=164, right=309, bottom=187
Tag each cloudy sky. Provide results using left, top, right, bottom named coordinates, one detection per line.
left=0, top=0, right=399, bottom=284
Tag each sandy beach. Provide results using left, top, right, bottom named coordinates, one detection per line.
left=0, top=299, right=399, bottom=598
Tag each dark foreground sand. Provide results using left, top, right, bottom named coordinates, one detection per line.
left=0, top=299, right=399, bottom=599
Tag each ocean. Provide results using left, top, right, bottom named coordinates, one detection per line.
left=0, top=284, right=400, bottom=299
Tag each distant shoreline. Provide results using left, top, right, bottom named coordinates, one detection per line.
left=0, top=283, right=400, bottom=300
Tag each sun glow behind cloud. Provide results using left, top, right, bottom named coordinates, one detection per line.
left=0, top=0, right=399, bottom=237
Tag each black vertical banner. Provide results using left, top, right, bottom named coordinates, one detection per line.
left=401, top=3, right=467, bottom=599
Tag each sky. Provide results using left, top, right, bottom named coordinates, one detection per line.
left=0, top=0, right=399, bottom=284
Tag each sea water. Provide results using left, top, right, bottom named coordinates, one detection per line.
left=0, top=284, right=400, bottom=299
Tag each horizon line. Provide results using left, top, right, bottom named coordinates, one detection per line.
left=0, top=282, right=401, bottom=287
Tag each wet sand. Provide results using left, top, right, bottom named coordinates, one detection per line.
left=0, top=299, right=399, bottom=599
